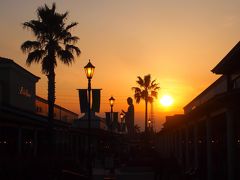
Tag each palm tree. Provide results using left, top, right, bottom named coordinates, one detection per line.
left=132, top=74, right=160, bottom=133
left=21, top=3, right=80, bottom=145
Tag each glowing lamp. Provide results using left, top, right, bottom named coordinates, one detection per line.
left=109, top=96, right=115, bottom=107
left=84, top=60, right=95, bottom=79
left=120, top=112, right=124, bottom=119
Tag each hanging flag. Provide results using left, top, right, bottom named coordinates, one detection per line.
left=78, top=89, right=88, bottom=113
left=92, top=89, right=101, bottom=112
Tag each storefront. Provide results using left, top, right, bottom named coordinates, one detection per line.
left=158, top=42, right=240, bottom=179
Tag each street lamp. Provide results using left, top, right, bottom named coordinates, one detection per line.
left=84, top=59, right=95, bottom=178
left=109, top=96, right=115, bottom=131
left=120, top=112, right=124, bottom=132
left=148, top=119, right=151, bottom=128
left=84, top=60, right=95, bottom=79
left=120, top=112, right=124, bottom=120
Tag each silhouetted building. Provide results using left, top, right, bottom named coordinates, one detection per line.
left=0, top=57, right=125, bottom=179
left=0, top=57, right=86, bottom=161
left=158, top=42, right=240, bottom=180
left=0, top=57, right=39, bottom=112
left=0, top=57, right=78, bottom=122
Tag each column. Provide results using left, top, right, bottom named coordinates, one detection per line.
left=185, top=126, right=190, bottom=170
left=167, top=133, right=171, bottom=157
left=165, top=133, right=169, bottom=157
left=76, top=135, right=79, bottom=162
left=194, top=123, right=199, bottom=170
left=179, top=129, right=183, bottom=165
left=226, top=107, right=236, bottom=180
left=206, top=116, right=213, bottom=180
left=70, top=134, right=73, bottom=156
left=174, top=131, right=178, bottom=157
left=160, top=135, right=165, bottom=157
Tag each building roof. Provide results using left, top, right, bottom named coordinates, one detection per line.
left=161, top=114, right=185, bottom=131
left=183, top=76, right=226, bottom=114
left=0, top=57, right=40, bottom=81
left=212, top=41, right=240, bottom=74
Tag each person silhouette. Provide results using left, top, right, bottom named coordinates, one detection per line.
left=122, top=97, right=134, bottom=135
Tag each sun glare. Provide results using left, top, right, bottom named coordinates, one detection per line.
left=160, top=95, right=174, bottom=107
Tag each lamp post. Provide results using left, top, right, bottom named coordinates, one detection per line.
left=148, top=119, right=152, bottom=131
left=109, top=96, right=115, bottom=132
left=120, top=112, right=124, bottom=133
left=84, top=60, right=95, bottom=178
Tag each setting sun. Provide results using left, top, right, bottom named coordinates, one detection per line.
left=160, top=95, right=174, bottom=107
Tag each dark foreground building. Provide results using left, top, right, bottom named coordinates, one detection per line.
left=0, top=57, right=79, bottom=157
left=0, top=57, right=118, bottom=179
left=157, top=42, right=240, bottom=179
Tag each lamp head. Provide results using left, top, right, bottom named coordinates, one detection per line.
left=120, top=112, right=124, bottom=119
left=84, top=59, right=95, bottom=79
left=109, top=96, right=115, bottom=107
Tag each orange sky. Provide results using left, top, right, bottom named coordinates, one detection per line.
left=1, top=0, right=240, bottom=130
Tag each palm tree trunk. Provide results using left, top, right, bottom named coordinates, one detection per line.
left=47, top=65, right=55, bottom=154
left=145, top=99, right=148, bottom=133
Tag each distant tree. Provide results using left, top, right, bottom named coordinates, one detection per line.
left=132, top=74, right=160, bottom=133
left=21, top=3, right=80, bottom=147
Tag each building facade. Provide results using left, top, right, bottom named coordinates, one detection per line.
left=0, top=57, right=114, bottom=170
left=157, top=42, right=240, bottom=179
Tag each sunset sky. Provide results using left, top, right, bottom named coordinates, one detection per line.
left=1, top=0, right=240, bottom=130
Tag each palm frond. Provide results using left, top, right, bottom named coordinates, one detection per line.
left=66, top=22, right=78, bottom=30
left=151, top=79, right=156, bottom=86
left=26, top=50, right=45, bottom=66
left=51, top=3, right=56, bottom=12
left=148, top=97, right=153, bottom=103
left=57, top=30, right=69, bottom=40
left=132, top=87, right=141, bottom=93
left=64, top=36, right=79, bottom=44
left=61, top=11, right=68, bottom=20
left=144, top=74, right=151, bottom=88
left=57, top=50, right=74, bottom=65
left=21, top=41, right=41, bottom=53
left=136, top=76, right=144, bottom=87
left=23, top=20, right=46, bottom=38
left=66, top=44, right=81, bottom=56
left=151, top=91, right=158, bottom=98
left=134, top=93, right=141, bottom=104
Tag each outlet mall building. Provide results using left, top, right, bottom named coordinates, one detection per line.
left=158, top=42, right=240, bottom=180
left=0, top=57, right=111, bottom=160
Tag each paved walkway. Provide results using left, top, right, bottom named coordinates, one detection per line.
left=92, top=167, right=155, bottom=180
